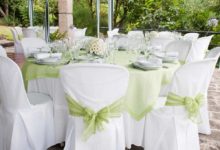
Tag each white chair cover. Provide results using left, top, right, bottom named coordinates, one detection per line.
left=127, top=30, right=144, bottom=38
left=149, top=31, right=159, bottom=39
left=21, top=37, right=49, bottom=57
left=14, top=27, right=23, bottom=36
left=0, top=56, right=55, bottom=150
left=144, top=58, right=216, bottom=150
left=164, top=40, right=192, bottom=62
left=107, top=28, right=119, bottom=38
left=10, top=28, right=24, bottom=53
left=205, top=47, right=220, bottom=59
left=186, top=35, right=213, bottom=63
left=0, top=45, right=7, bottom=57
left=149, top=37, right=174, bottom=51
left=27, top=78, right=68, bottom=143
left=183, top=33, right=199, bottom=41
left=60, top=63, right=129, bottom=150
left=123, top=113, right=146, bottom=148
left=197, top=47, right=220, bottom=134
left=158, top=31, right=174, bottom=39
left=22, top=28, right=37, bottom=38
left=115, top=35, right=129, bottom=50
left=69, top=27, right=87, bottom=40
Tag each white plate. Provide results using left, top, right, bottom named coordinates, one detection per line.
left=136, top=59, right=162, bottom=67
left=152, top=51, right=166, bottom=58
left=162, top=57, right=178, bottom=63
left=50, top=53, right=62, bottom=59
left=35, top=57, right=61, bottom=65
left=133, top=62, right=161, bottom=70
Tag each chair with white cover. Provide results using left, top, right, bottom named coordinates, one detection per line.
left=159, top=40, right=193, bottom=97
left=0, top=56, right=55, bottom=150
left=205, top=47, right=220, bottom=59
left=196, top=47, right=220, bottom=135
left=0, top=45, right=7, bottom=57
left=22, top=28, right=37, bottom=38
left=21, top=37, right=49, bottom=58
left=183, top=33, right=199, bottom=41
left=10, top=27, right=24, bottom=53
left=144, top=58, right=216, bottom=150
left=69, top=27, right=87, bottom=40
left=107, top=28, right=119, bottom=38
left=123, top=113, right=146, bottom=149
left=158, top=31, right=174, bottom=38
left=186, top=35, right=213, bottom=63
left=60, top=63, right=129, bottom=150
left=14, top=26, right=23, bottom=36
left=149, top=37, right=174, bottom=51
left=164, top=40, right=193, bottom=63
left=127, top=30, right=144, bottom=38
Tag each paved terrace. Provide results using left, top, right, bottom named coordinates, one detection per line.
left=4, top=44, right=220, bottom=150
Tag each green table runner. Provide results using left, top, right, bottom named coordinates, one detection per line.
left=113, top=52, right=179, bottom=120
left=22, top=51, right=179, bottom=120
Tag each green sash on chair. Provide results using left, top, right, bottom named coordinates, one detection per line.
left=165, top=92, right=204, bottom=122
left=66, top=94, right=124, bottom=140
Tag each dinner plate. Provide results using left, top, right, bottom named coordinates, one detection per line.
left=132, top=61, right=161, bottom=70
left=35, top=57, right=62, bottom=65
left=162, top=57, right=178, bottom=63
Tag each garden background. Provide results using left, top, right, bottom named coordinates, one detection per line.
left=0, top=0, right=220, bottom=46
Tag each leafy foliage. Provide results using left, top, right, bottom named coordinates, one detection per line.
left=0, top=0, right=58, bottom=27
left=0, top=0, right=220, bottom=37
left=50, top=29, right=66, bottom=41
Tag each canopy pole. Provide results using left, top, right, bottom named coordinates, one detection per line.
left=44, top=0, right=50, bottom=43
left=96, top=0, right=100, bottom=38
left=108, top=0, right=113, bottom=31
left=28, top=0, right=33, bottom=26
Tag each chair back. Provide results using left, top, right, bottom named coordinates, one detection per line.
left=60, top=63, right=129, bottom=111
left=158, top=31, right=174, bottom=38
left=150, top=37, right=174, bottom=51
left=107, top=28, right=119, bottom=38
left=205, top=47, right=220, bottom=59
left=0, top=46, right=7, bottom=57
left=21, top=38, right=49, bottom=57
left=14, top=27, right=23, bottom=37
left=164, top=40, right=192, bottom=62
left=183, top=33, right=199, bottom=41
left=186, top=35, right=213, bottom=62
left=10, top=28, right=24, bottom=53
left=22, top=28, right=37, bottom=38
left=169, top=58, right=216, bottom=98
left=128, top=30, right=144, bottom=38
left=69, top=27, right=87, bottom=40
left=10, top=28, right=20, bottom=42
left=0, top=57, right=30, bottom=112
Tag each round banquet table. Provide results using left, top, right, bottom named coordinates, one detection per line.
left=21, top=51, right=180, bottom=144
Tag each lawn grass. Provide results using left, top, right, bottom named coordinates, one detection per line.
left=0, top=25, right=13, bottom=41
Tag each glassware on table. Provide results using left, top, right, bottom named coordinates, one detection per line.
left=106, top=37, right=118, bottom=64
left=69, top=43, right=81, bottom=60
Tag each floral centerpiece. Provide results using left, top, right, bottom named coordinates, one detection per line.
left=87, top=38, right=106, bottom=56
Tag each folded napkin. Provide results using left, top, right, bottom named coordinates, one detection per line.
left=34, top=53, right=50, bottom=60
left=166, top=51, right=179, bottom=57
left=50, top=53, right=62, bottom=59
left=136, top=57, right=162, bottom=67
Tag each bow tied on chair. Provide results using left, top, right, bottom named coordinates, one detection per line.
left=66, top=94, right=124, bottom=140
left=166, top=92, right=204, bottom=122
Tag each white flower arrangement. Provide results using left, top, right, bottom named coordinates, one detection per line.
left=88, top=38, right=106, bottom=56
left=208, top=18, right=218, bottom=27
